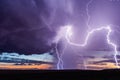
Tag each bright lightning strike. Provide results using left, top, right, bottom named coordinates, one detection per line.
left=53, top=0, right=119, bottom=69
left=65, top=25, right=119, bottom=68
left=53, top=26, right=69, bottom=69
left=55, top=43, right=62, bottom=69
left=86, top=0, right=93, bottom=30
left=55, top=43, right=67, bottom=70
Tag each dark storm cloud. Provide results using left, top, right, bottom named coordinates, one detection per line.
left=83, top=55, right=95, bottom=59
left=103, top=55, right=120, bottom=59
left=88, top=61, right=106, bottom=65
left=0, top=0, right=120, bottom=55
left=86, top=66, right=103, bottom=70
left=78, top=55, right=95, bottom=59
left=103, top=55, right=113, bottom=59
left=92, top=59, right=116, bottom=64
left=0, top=0, right=71, bottom=54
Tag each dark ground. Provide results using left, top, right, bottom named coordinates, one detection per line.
left=0, top=69, right=120, bottom=80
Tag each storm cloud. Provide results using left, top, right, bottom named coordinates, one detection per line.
left=0, top=0, right=63, bottom=54
left=0, top=0, right=120, bottom=70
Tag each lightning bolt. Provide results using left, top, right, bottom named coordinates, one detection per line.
left=86, top=0, right=93, bottom=30
left=53, top=26, right=68, bottom=69
left=65, top=25, right=119, bottom=68
left=55, top=43, right=61, bottom=69
left=54, top=42, right=67, bottom=69
left=54, top=0, right=119, bottom=69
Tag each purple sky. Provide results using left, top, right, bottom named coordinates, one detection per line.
left=0, top=0, right=120, bottom=69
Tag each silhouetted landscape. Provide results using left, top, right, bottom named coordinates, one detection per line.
left=0, top=69, right=120, bottom=80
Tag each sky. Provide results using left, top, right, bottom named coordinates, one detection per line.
left=0, top=0, right=120, bottom=70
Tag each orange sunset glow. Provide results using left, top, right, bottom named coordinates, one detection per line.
left=0, top=63, right=53, bottom=70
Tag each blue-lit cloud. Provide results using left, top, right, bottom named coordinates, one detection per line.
left=0, top=52, right=54, bottom=63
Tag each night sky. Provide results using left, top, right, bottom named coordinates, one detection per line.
left=0, top=0, right=120, bottom=69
